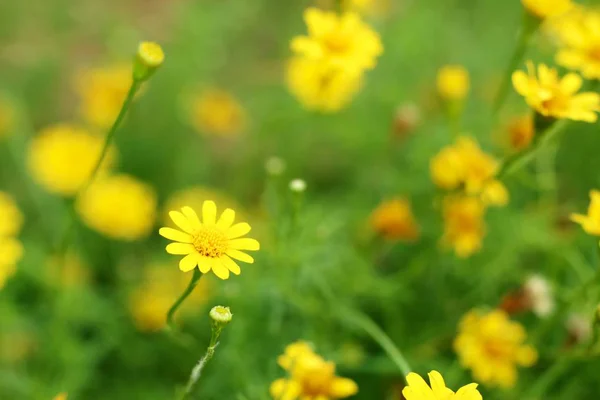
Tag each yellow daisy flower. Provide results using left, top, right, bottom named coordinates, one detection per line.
left=403, top=370, right=482, bottom=400
left=159, top=200, right=260, bottom=280
left=512, top=61, right=600, bottom=122
left=437, top=65, right=470, bottom=101
left=369, top=198, right=420, bottom=241
left=186, top=88, right=247, bottom=137
left=271, top=341, right=358, bottom=400
left=521, top=0, right=573, bottom=20
left=0, top=192, right=23, bottom=237
left=441, top=196, right=486, bottom=258
left=291, top=7, right=383, bottom=74
left=555, top=8, right=600, bottom=80
left=506, top=114, right=534, bottom=152
left=571, top=189, right=600, bottom=236
left=454, top=309, right=537, bottom=388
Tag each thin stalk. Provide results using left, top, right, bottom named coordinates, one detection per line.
left=167, top=269, right=203, bottom=330
left=179, top=332, right=220, bottom=399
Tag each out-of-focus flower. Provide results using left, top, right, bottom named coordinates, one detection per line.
left=0, top=98, right=16, bottom=138
left=454, top=309, right=537, bottom=388
left=570, top=189, right=600, bottom=236
left=524, top=274, right=555, bottom=317
left=370, top=198, right=420, bottom=241
left=403, top=370, right=482, bottom=400
left=506, top=114, right=534, bottom=152
left=270, top=341, right=358, bottom=400
left=163, top=186, right=245, bottom=226
left=566, top=313, right=592, bottom=345
left=392, top=102, right=421, bottom=140
left=53, top=394, right=67, bottom=400
left=129, top=264, right=209, bottom=331
left=159, top=201, right=260, bottom=280
left=512, top=61, right=600, bottom=122
left=441, top=196, right=486, bottom=258
left=291, top=8, right=383, bottom=74
left=289, top=179, right=307, bottom=193
left=553, top=8, right=600, bottom=79
left=0, top=192, right=23, bottom=237
left=0, top=238, right=23, bottom=289
left=76, top=174, right=157, bottom=241
left=187, top=88, right=247, bottom=137
left=521, top=0, right=573, bottom=20
left=437, top=65, right=470, bottom=101
left=27, top=124, right=116, bottom=196
left=431, top=136, right=508, bottom=206
left=286, top=57, right=363, bottom=112
left=75, top=65, right=133, bottom=128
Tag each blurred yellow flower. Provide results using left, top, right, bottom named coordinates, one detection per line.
left=53, top=394, right=67, bottom=400
left=437, top=65, right=470, bottom=101
left=403, top=370, right=482, bottom=400
left=129, top=264, right=210, bottom=331
left=187, top=88, right=247, bottom=136
left=291, top=8, right=383, bottom=74
left=521, top=0, right=573, bottom=20
left=75, top=65, right=133, bottom=128
left=76, top=174, right=157, bottom=241
left=431, top=136, right=508, bottom=206
left=441, top=196, right=486, bottom=258
left=271, top=341, right=358, bottom=400
left=571, top=189, right=600, bottom=236
left=286, top=57, right=362, bottom=112
left=27, top=124, right=117, bottom=196
left=0, top=98, right=15, bottom=138
left=554, top=8, right=600, bottom=79
left=370, top=198, right=420, bottom=241
left=454, top=309, right=537, bottom=388
left=160, top=200, right=259, bottom=280
left=344, top=0, right=391, bottom=16
left=506, top=114, right=534, bottom=152
left=512, top=61, right=600, bottom=122
left=0, top=238, right=23, bottom=289
left=0, top=192, right=23, bottom=237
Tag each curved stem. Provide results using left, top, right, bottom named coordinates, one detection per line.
left=167, top=269, right=203, bottom=330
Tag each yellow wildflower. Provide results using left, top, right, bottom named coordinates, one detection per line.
left=403, top=370, right=482, bottom=400
left=129, top=264, right=210, bottom=331
left=0, top=98, right=15, bottom=138
left=430, top=136, right=508, bottom=206
left=291, top=7, right=383, bottom=74
left=286, top=57, right=363, bottom=112
left=506, top=114, right=534, bottom=152
left=554, top=8, right=600, bottom=79
left=512, top=61, right=600, bottom=122
left=454, top=309, right=537, bottom=388
left=437, top=65, right=470, bottom=101
left=187, top=88, right=247, bottom=136
left=441, top=196, right=486, bottom=258
left=75, top=65, right=133, bottom=128
left=521, top=0, right=573, bottom=20
left=27, top=124, right=116, bottom=196
left=271, top=341, right=358, bottom=400
left=571, top=189, right=600, bottom=236
left=0, top=192, right=23, bottom=237
left=159, top=200, right=260, bottom=280
left=0, top=238, right=23, bottom=289
left=76, top=174, right=157, bottom=241
left=369, top=198, right=420, bottom=241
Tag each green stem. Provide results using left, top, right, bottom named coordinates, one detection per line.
left=492, top=13, right=539, bottom=116
left=167, top=269, right=202, bottom=330
left=523, top=358, right=571, bottom=399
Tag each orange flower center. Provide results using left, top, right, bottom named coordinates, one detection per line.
left=193, top=227, right=227, bottom=258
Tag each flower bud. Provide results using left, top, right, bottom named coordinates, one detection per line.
left=289, top=179, right=306, bottom=193
left=133, top=41, right=165, bottom=82
left=210, top=306, right=233, bottom=326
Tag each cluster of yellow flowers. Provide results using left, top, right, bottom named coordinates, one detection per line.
left=430, top=136, right=508, bottom=257
left=270, top=341, right=358, bottom=399
left=0, top=192, right=23, bottom=289
left=286, top=7, right=383, bottom=112
left=454, top=309, right=537, bottom=388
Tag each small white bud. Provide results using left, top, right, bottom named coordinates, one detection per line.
left=289, top=179, right=306, bottom=193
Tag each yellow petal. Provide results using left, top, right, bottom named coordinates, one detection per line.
left=181, top=206, right=201, bottom=229
left=329, top=377, right=358, bottom=397
left=560, top=73, right=583, bottom=94
left=220, top=255, right=241, bottom=275
left=226, top=249, right=254, bottom=264
left=179, top=253, right=198, bottom=272
left=169, top=211, right=194, bottom=234
left=428, top=371, right=453, bottom=398
left=270, top=378, right=301, bottom=400
left=202, top=200, right=217, bottom=226
left=454, top=383, right=482, bottom=400
left=403, top=372, right=436, bottom=400
left=159, top=227, right=193, bottom=243
left=228, top=238, right=260, bottom=251
left=227, top=222, right=251, bottom=239
left=217, top=208, right=235, bottom=230
left=197, top=256, right=212, bottom=273
left=511, top=71, right=530, bottom=96
left=166, top=243, right=195, bottom=255
left=212, top=261, right=230, bottom=280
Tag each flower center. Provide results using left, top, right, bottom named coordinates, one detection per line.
left=193, top=226, right=227, bottom=258
left=483, top=339, right=511, bottom=360
left=324, top=32, right=350, bottom=54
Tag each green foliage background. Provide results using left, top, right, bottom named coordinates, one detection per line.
left=1, top=0, right=600, bottom=399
